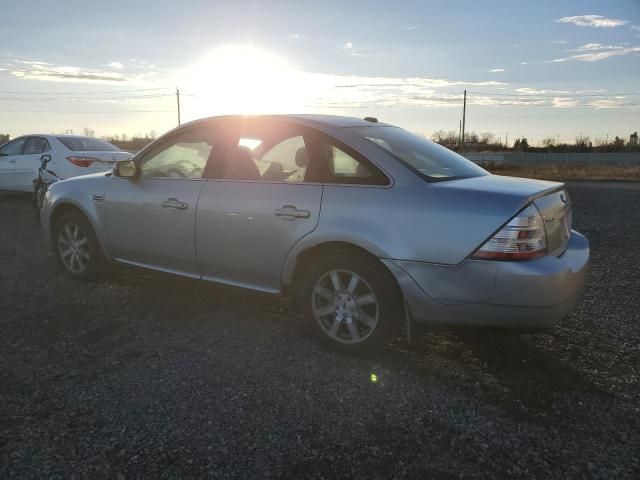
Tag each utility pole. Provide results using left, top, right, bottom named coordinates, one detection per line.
left=176, top=87, right=181, bottom=126
left=460, top=89, right=467, bottom=153
left=458, top=120, right=462, bottom=149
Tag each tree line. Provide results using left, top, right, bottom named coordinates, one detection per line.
left=431, top=130, right=640, bottom=153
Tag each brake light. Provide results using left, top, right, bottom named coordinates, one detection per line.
left=471, top=203, right=547, bottom=261
left=66, top=156, right=98, bottom=167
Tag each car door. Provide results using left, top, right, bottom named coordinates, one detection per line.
left=102, top=124, right=219, bottom=277
left=196, top=120, right=323, bottom=292
left=0, top=137, right=28, bottom=191
left=16, top=137, right=49, bottom=191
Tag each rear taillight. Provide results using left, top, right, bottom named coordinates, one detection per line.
left=66, top=156, right=98, bottom=167
left=471, top=203, right=547, bottom=261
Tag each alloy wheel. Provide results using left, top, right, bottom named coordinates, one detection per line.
left=311, top=269, right=379, bottom=344
left=57, top=223, right=90, bottom=273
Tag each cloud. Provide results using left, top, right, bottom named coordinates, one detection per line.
left=552, top=46, right=640, bottom=62
left=405, top=26, right=419, bottom=31
left=344, top=42, right=353, bottom=50
left=489, top=68, right=505, bottom=73
left=570, top=43, right=625, bottom=52
left=288, top=33, right=300, bottom=39
left=105, top=61, right=124, bottom=69
left=551, top=40, right=568, bottom=44
left=520, top=62, right=528, bottom=65
left=630, top=25, right=640, bottom=32
left=15, top=60, right=52, bottom=66
left=555, top=15, right=627, bottom=28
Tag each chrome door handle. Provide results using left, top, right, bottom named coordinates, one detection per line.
left=162, top=198, right=188, bottom=210
left=274, top=205, right=310, bottom=219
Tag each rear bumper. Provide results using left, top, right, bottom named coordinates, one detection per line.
left=383, top=230, right=589, bottom=330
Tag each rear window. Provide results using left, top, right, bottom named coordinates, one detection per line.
left=348, top=126, right=487, bottom=181
left=57, top=137, right=120, bottom=152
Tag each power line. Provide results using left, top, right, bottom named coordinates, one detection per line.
left=467, top=90, right=640, bottom=98
left=0, top=93, right=177, bottom=101
left=0, top=87, right=172, bottom=95
left=0, top=110, right=175, bottom=114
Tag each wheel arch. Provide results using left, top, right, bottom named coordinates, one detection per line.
left=49, top=201, right=107, bottom=258
left=284, top=240, right=402, bottom=300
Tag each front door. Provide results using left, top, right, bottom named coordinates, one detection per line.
left=196, top=120, right=323, bottom=292
left=15, top=137, right=49, bottom=191
left=103, top=124, right=219, bottom=277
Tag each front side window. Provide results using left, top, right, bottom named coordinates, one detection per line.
left=139, top=127, right=216, bottom=179
left=348, top=126, right=487, bottom=181
left=220, top=124, right=311, bottom=183
left=24, top=137, right=48, bottom=154
left=0, top=138, right=27, bottom=156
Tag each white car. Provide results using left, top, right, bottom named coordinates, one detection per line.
left=0, top=135, right=133, bottom=192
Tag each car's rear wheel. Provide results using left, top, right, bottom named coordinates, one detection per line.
left=298, top=250, right=403, bottom=355
left=53, top=212, right=103, bottom=280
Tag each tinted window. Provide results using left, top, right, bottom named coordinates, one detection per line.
left=220, top=124, right=311, bottom=183
left=24, top=137, right=48, bottom=154
left=349, top=126, right=487, bottom=180
left=139, top=127, right=216, bottom=179
left=0, top=138, right=27, bottom=155
left=57, top=137, right=120, bottom=152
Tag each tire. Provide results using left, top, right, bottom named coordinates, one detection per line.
left=53, top=211, right=104, bottom=281
left=297, top=250, right=403, bottom=355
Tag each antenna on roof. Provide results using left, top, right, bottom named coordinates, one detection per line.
left=364, top=117, right=378, bottom=123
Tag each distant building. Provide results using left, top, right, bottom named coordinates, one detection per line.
left=631, top=132, right=638, bottom=146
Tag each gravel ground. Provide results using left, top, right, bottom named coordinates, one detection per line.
left=1, top=182, right=639, bottom=479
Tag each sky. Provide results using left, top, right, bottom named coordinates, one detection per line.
left=1, top=0, right=639, bottom=144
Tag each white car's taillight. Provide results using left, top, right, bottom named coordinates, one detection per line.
left=471, top=203, right=547, bottom=261
left=66, top=156, right=98, bottom=167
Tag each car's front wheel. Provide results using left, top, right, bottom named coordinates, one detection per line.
left=53, top=211, right=103, bottom=280
left=298, top=250, right=403, bottom=355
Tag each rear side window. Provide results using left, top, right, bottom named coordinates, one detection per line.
left=218, top=122, right=314, bottom=183
left=314, top=135, right=389, bottom=186
left=23, top=137, right=48, bottom=154
left=0, top=137, right=27, bottom=155
left=57, top=137, right=120, bottom=152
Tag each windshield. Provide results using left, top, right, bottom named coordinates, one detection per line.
left=57, top=137, right=120, bottom=152
left=349, top=126, right=487, bottom=180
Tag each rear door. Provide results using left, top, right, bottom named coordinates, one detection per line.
left=15, top=136, right=49, bottom=191
left=0, top=137, right=28, bottom=191
left=103, top=123, right=219, bottom=276
left=196, top=120, right=323, bottom=292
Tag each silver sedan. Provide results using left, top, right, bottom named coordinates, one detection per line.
left=40, top=115, right=589, bottom=354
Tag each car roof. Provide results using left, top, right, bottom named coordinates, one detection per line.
left=183, top=114, right=393, bottom=132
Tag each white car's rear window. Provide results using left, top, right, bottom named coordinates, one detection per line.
left=57, top=137, right=120, bottom=152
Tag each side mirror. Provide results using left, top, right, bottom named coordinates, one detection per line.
left=113, top=159, right=138, bottom=178
left=40, top=154, right=51, bottom=166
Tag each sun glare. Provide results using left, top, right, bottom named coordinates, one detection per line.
left=181, top=45, right=309, bottom=117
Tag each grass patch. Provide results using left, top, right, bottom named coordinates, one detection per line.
left=483, top=162, right=640, bottom=181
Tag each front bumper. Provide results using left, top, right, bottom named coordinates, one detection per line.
left=383, top=230, right=589, bottom=330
